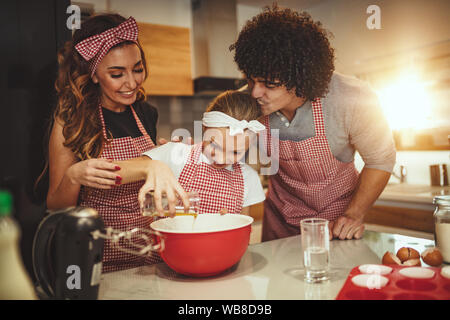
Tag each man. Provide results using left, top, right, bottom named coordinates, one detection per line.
left=229, top=5, right=396, bottom=241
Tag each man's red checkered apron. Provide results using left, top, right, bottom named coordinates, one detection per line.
left=78, top=105, right=161, bottom=273
left=178, top=143, right=244, bottom=214
left=262, top=98, right=359, bottom=241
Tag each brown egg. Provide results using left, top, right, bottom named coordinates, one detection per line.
left=421, top=248, right=443, bottom=267
left=382, top=251, right=401, bottom=265
left=402, top=258, right=421, bottom=266
left=396, top=247, right=420, bottom=262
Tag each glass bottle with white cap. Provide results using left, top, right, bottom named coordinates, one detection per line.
left=433, top=195, right=450, bottom=263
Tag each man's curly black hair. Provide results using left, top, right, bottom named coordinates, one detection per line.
left=229, top=4, right=335, bottom=101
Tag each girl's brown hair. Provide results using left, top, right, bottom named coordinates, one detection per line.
left=54, top=14, right=148, bottom=161
left=205, top=90, right=261, bottom=121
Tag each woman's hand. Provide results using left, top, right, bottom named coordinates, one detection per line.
left=66, top=159, right=121, bottom=189
left=138, top=160, right=189, bottom=217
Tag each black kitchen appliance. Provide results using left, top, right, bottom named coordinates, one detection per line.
left=32, top=207, right=104, bottom=300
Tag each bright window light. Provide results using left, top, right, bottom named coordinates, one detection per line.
left=376, top=72, right=433, bottom=130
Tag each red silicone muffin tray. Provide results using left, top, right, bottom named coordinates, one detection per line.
left=335, top=265, right=450, bottom=300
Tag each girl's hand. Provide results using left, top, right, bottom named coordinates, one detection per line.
left=66, top=159, right=121, bottom=189
left=138, top=160, right=189, bottom=217
left=158, top=136, right=193, bottom=145
left=219, top=208, right=229, bottom=215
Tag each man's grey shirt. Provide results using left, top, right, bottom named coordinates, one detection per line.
left=268, top=72, right=396, bottom=173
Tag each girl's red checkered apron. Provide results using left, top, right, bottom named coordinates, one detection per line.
left=178, top=143, right=244, bottom=214
left=79, top=105, right=161, bottom=272
left=262, top=98, right=359, bottom=241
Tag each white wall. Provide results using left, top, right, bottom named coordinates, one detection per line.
left=306, top=0, right=450, bottom=74
left=78, top=0, right=192, bottom=27
left=355, top=151, right=449, bottom=185
left=111, top=0, right=191, bottom=27
left=236, top=4, right=261, bottom=33
left=237, top=0, right=450, bottom=74
left=303, top=0, right=450, bottom=185
left=192, top=0, right=241, bottom=78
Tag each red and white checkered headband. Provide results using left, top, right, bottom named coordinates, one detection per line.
left=74, top=17, right=139, bottom=77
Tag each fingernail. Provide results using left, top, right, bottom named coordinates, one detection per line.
left=115, top=166, right=121, bottom=170
left=115, top=176, right=122, bottom=184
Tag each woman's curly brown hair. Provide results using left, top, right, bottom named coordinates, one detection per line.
left=229, top=4, right=335, bottom=101
left=35, top=14, right=148, bottom=190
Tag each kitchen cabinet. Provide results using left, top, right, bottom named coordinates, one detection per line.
left=248, top=184, right=447, bottom=234
left=364, top=184, right=450, bottom=234
left=138, top=22, right=193, bottom=96
left=249, top=201, right=264, bottom=222
left=364, top=205, right=434, bottom=233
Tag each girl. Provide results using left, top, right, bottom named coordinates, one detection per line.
left=141, top=90, right=266, bottom=215
left=45, top=14, right=160, bottom=272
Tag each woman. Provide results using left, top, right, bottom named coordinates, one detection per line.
left=46, top=14, right=162, bottom=272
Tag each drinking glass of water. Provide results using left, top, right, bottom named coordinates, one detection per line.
left=300, top=218, right=330, bottom=283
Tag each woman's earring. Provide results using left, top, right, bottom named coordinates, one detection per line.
left=92, top=73, right=99, bottom=84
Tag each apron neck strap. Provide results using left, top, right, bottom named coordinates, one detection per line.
left=98, top=104, right=110, bottom=141
left=98, top=104, right=153, bottom=143
left=311, top=98, right=325, bottom=136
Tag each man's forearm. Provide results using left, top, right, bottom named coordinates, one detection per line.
left=344, top=167, right=391, bottom=220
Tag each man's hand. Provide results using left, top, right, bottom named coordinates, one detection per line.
left=331, top=215, right=365, bottom=240
left=328, top=220, right=334, bottom=240
left=329, top=167, right=390, bottom=240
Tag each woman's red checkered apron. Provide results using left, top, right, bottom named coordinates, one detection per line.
left=178, top=143, right=244, bottom=214
left=78, top=105, right=161, bottom=273
left=262, top=98, right=359, bottom=241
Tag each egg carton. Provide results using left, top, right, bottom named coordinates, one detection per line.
left=335, top=264, right=450, bottom=300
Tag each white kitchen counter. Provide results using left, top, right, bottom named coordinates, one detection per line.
left=98, top=230, right=435, bottom=300
left=376, top=183, right=449, bottom=209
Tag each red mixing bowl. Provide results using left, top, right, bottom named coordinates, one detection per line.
left=150, top=214, right=253, bottom=277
